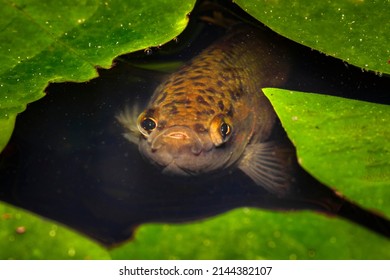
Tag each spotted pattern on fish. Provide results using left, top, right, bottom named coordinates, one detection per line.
left=117, top=24, right=292, bottom=195
left=145, top=25, right=288, bottom=143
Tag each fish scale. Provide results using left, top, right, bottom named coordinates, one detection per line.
left=153, top=51, right=239, bottom=132
left=146, top=25, right=285, bottom=138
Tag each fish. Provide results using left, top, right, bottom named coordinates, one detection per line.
left=117, top=24, right=293, bottom=196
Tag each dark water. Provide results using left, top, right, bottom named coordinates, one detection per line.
left=1, top=3, right=389, bottom=246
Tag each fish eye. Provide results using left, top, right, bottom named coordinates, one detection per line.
left=140, top=117, right=157, bottom=133
left=209, top=114, right=232, bottom=146
left=220, top=122, right=231, bottom=140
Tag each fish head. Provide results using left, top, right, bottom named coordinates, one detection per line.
left=135, top=107, right=250, bottom=176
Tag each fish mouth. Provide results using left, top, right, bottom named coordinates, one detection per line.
left=149, top=125, right=209, bottom=155
left=141, top=125, right=219, bottom=176
left=164, top=131, right=189, bottom=140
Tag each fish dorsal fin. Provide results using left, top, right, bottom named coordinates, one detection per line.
left=238, top=142, right=292, bottom=196
left=116, top=105, right=142, bottom=145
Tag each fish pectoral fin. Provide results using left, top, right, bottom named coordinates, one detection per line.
left=115, top=104, right=141, bottom=145
left=238, top=142, right=292, bottom=196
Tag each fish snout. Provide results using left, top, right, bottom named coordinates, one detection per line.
left=150, top=126, right=203, bottom=156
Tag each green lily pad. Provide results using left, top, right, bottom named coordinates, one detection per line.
left=235, top=0, right=390, bottom=74
left=0, top=201, right=110, bottom=259
left=0, top=0, right=195, bottom=152
left=2, top=201, right=388, bottom=259
left=263, top=88, right=390, bottom=217
left=110, top=208, right=390, bottom=259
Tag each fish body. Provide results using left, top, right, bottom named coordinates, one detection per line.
left=117, top=25, right=292, bottom=195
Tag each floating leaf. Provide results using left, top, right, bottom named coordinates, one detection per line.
left=0, top=0, right=195, bottom=152
left=235, top=0, right=390, bottom=74
left=0, top=201, right=110, bottom=259
left=263, top=88, right=390, bottom=217
left=110, top=208, right=390, bottom=259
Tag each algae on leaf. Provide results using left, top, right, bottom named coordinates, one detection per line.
left=263, top=88, right=390, bottom=217
left=0, top=0, right=195, bottom=152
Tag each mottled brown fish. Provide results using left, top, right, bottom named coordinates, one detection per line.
left=117, top=25, right=292, bottom=195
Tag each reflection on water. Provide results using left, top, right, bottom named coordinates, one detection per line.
left=1, top=14, right=389, bottom=246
